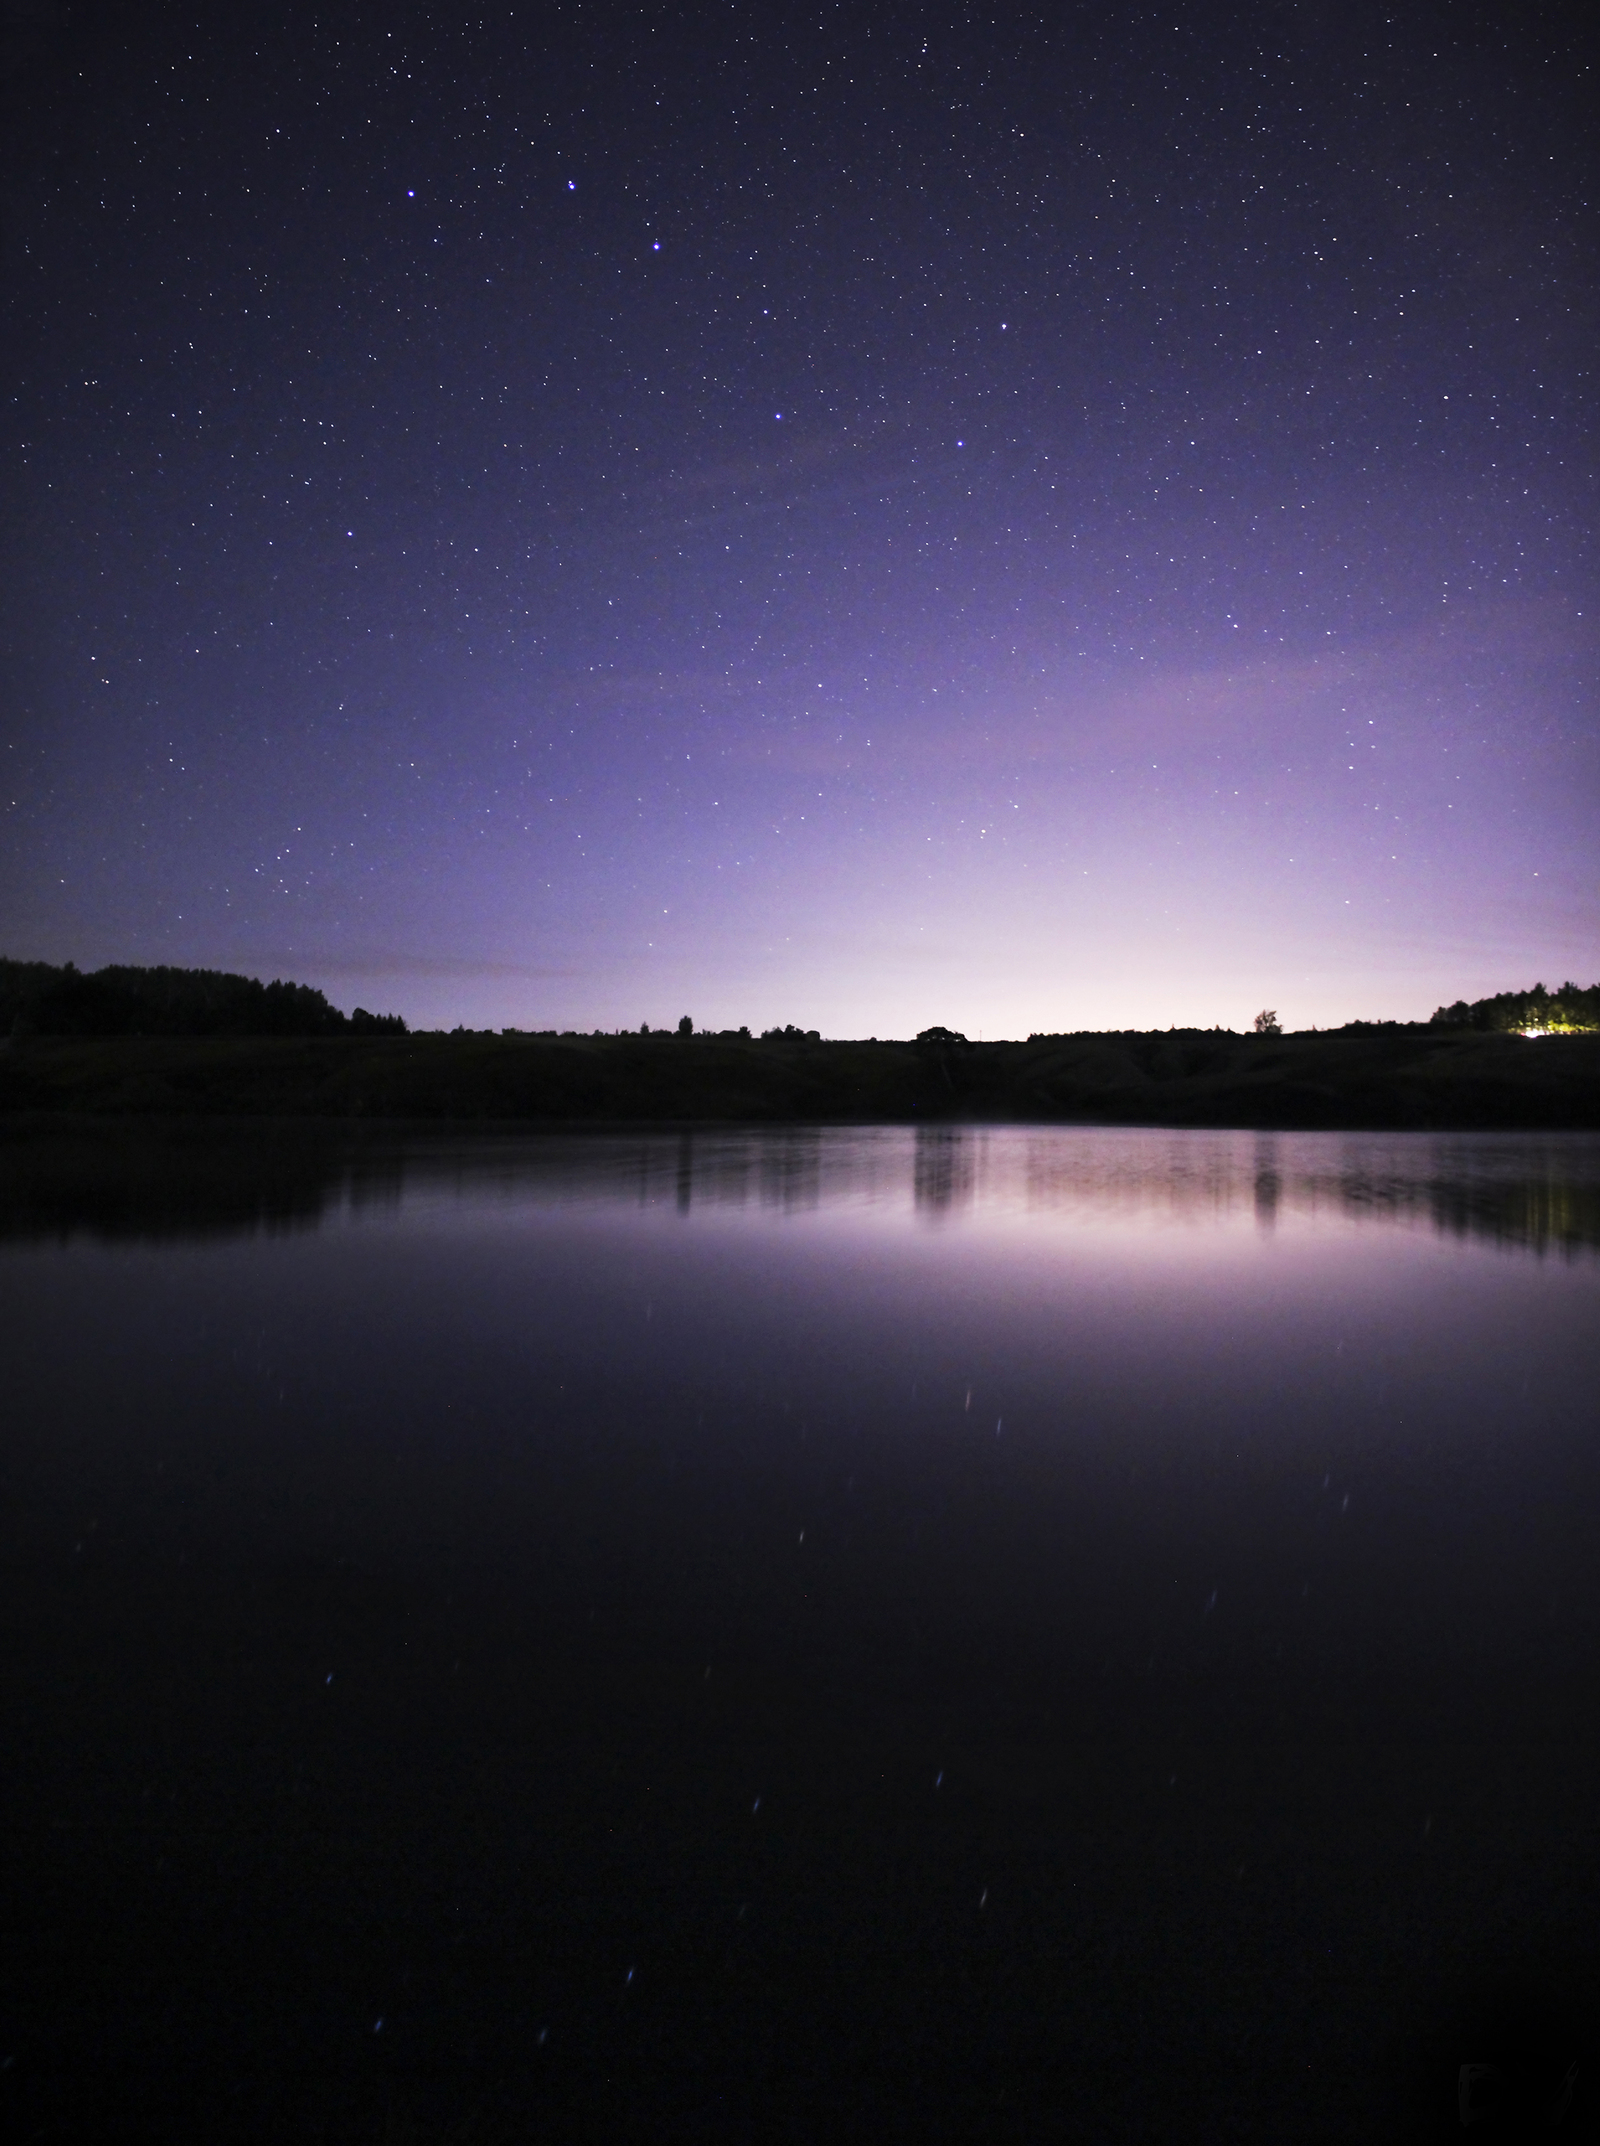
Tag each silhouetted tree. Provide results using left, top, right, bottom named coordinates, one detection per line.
left=1253, top=1010, right=1281, bottom=1036
left=677, top=1015, right=693, bottom=1036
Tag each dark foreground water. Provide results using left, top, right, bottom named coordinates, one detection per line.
left=3, top=1125, right=1599, bottom=2143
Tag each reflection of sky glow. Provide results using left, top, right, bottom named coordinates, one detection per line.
left=6, top=1127, right=1597, bottom=1262
left=327, top=1126, right=1600, bottom=1265
left=13, top=1127, right=1586, bottom=1500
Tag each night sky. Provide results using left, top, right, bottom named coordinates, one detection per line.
left=3, top=0, right=1594, bottom=1036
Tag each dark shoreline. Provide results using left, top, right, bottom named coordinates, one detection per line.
left=1, top=1025, right=1596, bottom=1131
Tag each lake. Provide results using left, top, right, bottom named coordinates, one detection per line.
left=4, top=1124, right=1599, bottom=2141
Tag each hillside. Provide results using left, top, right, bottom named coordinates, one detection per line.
left=1, top=1025, right=1595, bottom=1130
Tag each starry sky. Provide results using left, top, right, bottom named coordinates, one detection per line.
left=3, top=0, right=1594, bottom=1035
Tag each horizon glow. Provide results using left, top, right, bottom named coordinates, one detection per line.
left=2, top=3, right=1593, bottom=1036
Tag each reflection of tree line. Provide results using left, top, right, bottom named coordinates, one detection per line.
left=0, top=1132, right=404, bottom=1244
left=1223, top=1159, right=1600, bottom=1257
left=661, top=1129, right=825, bottom=1215
left=0, top=1128, right=841, bottom=1241
left=3, top=1126, right=1597, bottom=1256
left=913, top=1127, right=976, bottom=1213
left=1343, top=1173, right=1600, bottom=1260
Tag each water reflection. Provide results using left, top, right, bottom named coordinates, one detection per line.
left=0, top=1126, right=403, bottom=1243
left=4, top=1118, right=1597, bottom=2140
left=1253, top=1135, right=1283, bottom=1231
left=633, top=1128, right=825, bottom=1216
left=913, top=1125, right=975, bottom=1216
left=3, top=1122, right=1598, bottom=1257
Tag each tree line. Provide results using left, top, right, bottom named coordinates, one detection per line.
left=1430, top=982, right=1600, bottom=1034
left=7, top=957, right=1593, bottom=1045
left=0, top=958, right=406, bottom=1038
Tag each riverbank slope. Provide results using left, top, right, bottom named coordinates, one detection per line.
left=1, top=1026, right=1595, bottom=1129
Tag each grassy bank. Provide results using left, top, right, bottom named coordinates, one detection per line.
left=1, top=1024, right=1596, bottom=1129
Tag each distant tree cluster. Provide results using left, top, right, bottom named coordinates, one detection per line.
left=761, top=1024, right=821, bottom=1042
left=0, top=958, right=406, bottom=1038
left=634, top=1019, right=753, bottom=1040
left=1430, top=982, right=1600, bottom=1034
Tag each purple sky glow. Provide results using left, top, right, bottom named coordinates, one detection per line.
left=3, top=1, right=1594, bottom=1033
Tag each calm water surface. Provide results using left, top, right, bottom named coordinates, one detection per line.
left=4, top=1126, right=1599, bottom=2141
